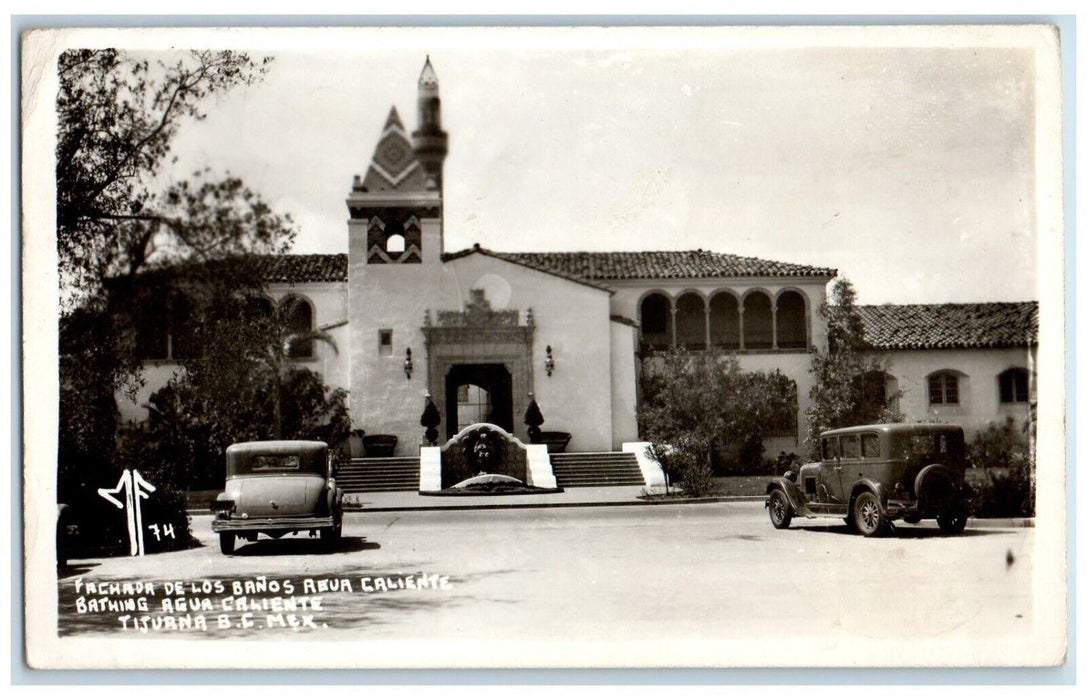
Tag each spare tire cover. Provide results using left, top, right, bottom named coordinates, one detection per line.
left=914, top=464, right=957, bottom=513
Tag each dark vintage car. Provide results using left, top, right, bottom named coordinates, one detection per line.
left=765, top=423, right=969, bottom=537
left=211, top=440, right=343, bottom=554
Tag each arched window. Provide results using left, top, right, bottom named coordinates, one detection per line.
left=675, top=293, right=707, bottom=350
left=708, top=292, right=740, bottom=349
left=928, top=371, right=961, bottom=406
left=743, top=291, right=773, bottom=350
left=386, top=233, right=406, bottom=253
left=640, top=293, right=672, bottom=350
left=775, top=291, right=807, bottom=349
left=999, top=367, right=1031, bottom=403
left=282, top=296, right=315, bottom=359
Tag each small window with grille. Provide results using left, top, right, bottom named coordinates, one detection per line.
left=928, top=372, right=960, bottom=406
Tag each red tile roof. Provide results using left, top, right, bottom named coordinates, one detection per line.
left=255, top=254, right=348, bottom=283
left=857, top=302, right=1039, bottom=350
left=501, top=250, right=837, bottom=280
left=441, top=245, right=614, bottom=292
left=263, top=249, right=833, bottom=286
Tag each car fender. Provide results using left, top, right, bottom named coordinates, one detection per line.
left=848, top=478, right=887, bottom=510
left=766, top=477, right=806, bottom=513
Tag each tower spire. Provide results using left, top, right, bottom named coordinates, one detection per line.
left=412, top=56, right=448, bottom=192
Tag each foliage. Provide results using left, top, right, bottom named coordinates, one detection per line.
left=639, top=348, right=798, bottom=496
left=124, top=286, right=350, bottom=490
left=805, top=279, right=903, bottom=457
left=55, top=50, right=301, bottom=557
left=523, top=398, right=545, bottom=442
left=132, top=365, right=351, bottom=491
left=178, top=291, right=340, bottom=440
left=57, top=48, right=292, bottom=309
left=966, top=418, right=1035, bottom=517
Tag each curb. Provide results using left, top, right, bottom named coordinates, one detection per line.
left=341, top=495, right=765, bottom=513
left=968, top=517, right=1035, bottom=528
left=191, top=498, right=1035, bottom=525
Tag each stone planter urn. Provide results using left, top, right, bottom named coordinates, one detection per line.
left=363, top=434, right=398, bottom=458
left=537, top=431, right=571, bottom=454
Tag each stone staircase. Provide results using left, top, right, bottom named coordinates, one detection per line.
left=336, top=456, right=420, bottom=493
left=549, top=452, right=645, bottom=488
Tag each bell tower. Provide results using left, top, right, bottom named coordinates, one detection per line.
left=346, top=58, right=449, bottom=446
left=412, top=56, right=449, bottom=193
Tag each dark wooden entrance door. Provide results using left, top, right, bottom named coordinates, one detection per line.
left=445, top=364, right=514, bottom=439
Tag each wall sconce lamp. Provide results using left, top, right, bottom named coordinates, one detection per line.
left=404, top=348, right=413, bottom=380
left=545, top=345, right=555, bottom=377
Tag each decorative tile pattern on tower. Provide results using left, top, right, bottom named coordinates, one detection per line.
left=357, top=107, right=428, bottom=194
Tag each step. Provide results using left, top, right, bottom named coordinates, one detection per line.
left=547, top=451, right=643, bottom=488
left=339, top=468, right=420, bottom=476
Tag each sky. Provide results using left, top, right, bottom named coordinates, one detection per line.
left=165, top=32, right=1042, bottom=305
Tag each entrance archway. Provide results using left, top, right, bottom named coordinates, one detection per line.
left=445, top=364, right=514, bottom=439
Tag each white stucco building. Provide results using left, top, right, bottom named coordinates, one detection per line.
left=120, top=58, right=1039, bottom=465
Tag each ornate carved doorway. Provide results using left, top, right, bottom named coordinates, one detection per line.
left=423, top=289, right=534, bottom=442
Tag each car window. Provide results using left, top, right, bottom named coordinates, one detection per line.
left=249, top=455, right=301, bottom=472
left=861, top=434, right=881, bottom=458
left=892, top=432, right=965, bottom=461
left=840, top=435, right=860, bottom=458
left=821, top=437, right=838, bottom=460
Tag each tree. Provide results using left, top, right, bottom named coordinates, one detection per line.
left=56, top=50, right=298, bottom=548
left=57, top=49, right=294, bottom=310
left=639, top=348, right=798, bottom=496
left=805, top=279, right=903, bottom=457
left=130, top=289, right=350, bottom=490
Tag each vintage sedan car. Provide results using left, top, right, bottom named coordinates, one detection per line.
left=211, top=440, right=343, bottom=554
left=765, top=423, right=969, bottom=537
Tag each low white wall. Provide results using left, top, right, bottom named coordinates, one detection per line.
left=419, top=446, right=442, bottom=491
left=623, top=442, right=666, bottom=492
left=525, top=444, right=556, bottom=489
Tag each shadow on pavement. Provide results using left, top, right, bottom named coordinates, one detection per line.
left=232, top=536, right=380, bottom=557
left=790, top=523, right=1003, bottom=539
left=57, top=562, right=98, bottom=579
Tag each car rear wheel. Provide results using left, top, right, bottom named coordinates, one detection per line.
left=937, top=510, right=968, bottom=535
left=853, top=492, right=890, bottom=537
left=219, top=533, right=236, bottom=555
left=768, top=490, right=793, bottom=529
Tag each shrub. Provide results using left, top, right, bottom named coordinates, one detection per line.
left=967, top=418, right=1035, bottom=517
left=648, top=439, right=715, bottom=497
left=139, top=366, right=351, bottom=491
left=640, top=348, right=796, bottom=495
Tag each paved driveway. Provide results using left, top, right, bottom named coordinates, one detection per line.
left=55, top=501, right=1035, bottom=664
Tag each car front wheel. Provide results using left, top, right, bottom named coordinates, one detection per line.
left=768, top=490, right=793, bottom=529
left=853, top=492, right=890, bottom=537
left=320, top=522, right=342, bottom=550
left=219, top=533, right=236, bottom=555
left=937, top=510, right=968, bottom=535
